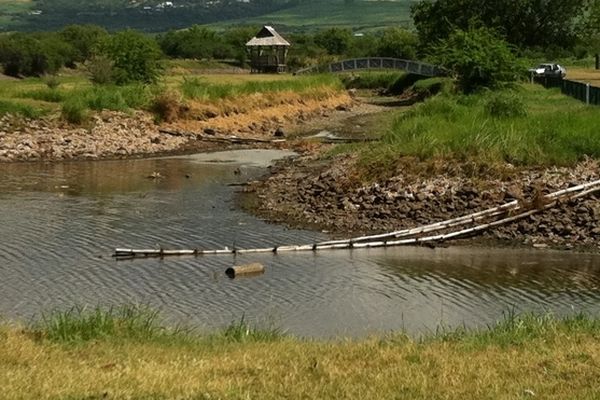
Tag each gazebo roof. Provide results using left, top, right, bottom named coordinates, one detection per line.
left=246, top=26, right=291, bottom=47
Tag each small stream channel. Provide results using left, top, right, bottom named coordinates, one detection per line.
left=1, top=150, right=599, bottom=338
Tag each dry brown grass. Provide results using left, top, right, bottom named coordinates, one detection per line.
left=165, top=88, right=353, bottom=138
left=1, top=325, right=600, bottom=399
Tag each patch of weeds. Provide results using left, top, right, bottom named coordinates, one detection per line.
left=61, top=97, right=89, bottom=124
left=220, top=315, right=284, bottom=343
left=0, top=100, right=45, bottom=119
left=484, top=91, right=527, bottom=118
left=32, top=305, right=171, bottom=344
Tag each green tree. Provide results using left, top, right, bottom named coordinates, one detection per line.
left=314, top=27, right=353, bottom=55
left=376, top=27, right=418, bottom=59
left=0, top=33, right=74, bottom=77
left=412, top=0, right=593, bottom=51
left=159, top=26, right=230, bottom=60
left=430, top=27, right=525, bottom=93
left=96, top=30, right=162, bottom=85
left=59, top=24, right=108, bottom=64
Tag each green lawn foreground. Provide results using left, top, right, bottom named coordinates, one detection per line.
left=0, top=306, right=599, bottom=399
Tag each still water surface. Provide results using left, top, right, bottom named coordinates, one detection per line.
left=1, top=150, right=599, bottom=338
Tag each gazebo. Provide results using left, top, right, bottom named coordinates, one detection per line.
left=246, top=26, right=291, bottom=73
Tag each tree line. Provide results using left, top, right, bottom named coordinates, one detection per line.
left=0, top=24, right=421, bottom=83
left=1, top=0, right=600, bottom=90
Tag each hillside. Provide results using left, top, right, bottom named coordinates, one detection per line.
left=0, top=0, right=415, bottom=33
left=213, top=1, right=415, bottom=32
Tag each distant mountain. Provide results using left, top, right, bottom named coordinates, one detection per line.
left=0, top=0, right=415, bottom=32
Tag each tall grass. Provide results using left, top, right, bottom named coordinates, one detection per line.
left=361, top=84, right=600, bottom=171
left=20, top=88, right=66, bottom=103
left=180, top=74, right=342, bottom=101
left=34, top=305, right=168, bottom=343
left=431, top=311, right=600, bottom=348
left=59, top=84, right=154, bottom=123
left=219, top=315, right=284, bottom=343
left=75, top=84, right=153, bottom=111
left=0, top=99, right=46, bottom=118
left=61, top=97, right=89, bottom=124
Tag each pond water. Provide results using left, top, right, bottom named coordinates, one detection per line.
left=1, top=150, right=599, bottom=338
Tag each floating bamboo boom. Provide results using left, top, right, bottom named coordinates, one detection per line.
left=113, top=180, right=600, bottom=259
left=318, top=178, right=600, bottom=247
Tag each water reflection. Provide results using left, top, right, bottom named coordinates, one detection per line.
left=0, top=151, right=599, bottom=338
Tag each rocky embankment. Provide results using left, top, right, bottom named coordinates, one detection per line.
left=0, top=92, right=355, bottom=162
left=244, top=156, right=600, bottom=251
left=0, top=112, right=189, bottom=162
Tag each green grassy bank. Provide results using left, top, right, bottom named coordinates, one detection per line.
left=1, top=306, right=600, bottom=399
left=351, top=83, right=600, bottom=179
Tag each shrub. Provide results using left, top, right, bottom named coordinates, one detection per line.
left=376, top=27, right=418, bottom=60
left=61, top=98, right=88, bottom=124
left=484, top=91, right=527, bottom=118
left=86, top=55, right=114, bottom=85
left=430, top=27, right=526, bottom=93
left=314, top=27, right=353, bottom=55
left=0, top=33, right=74, bottom=77
left=59, top=24, right=108, bottom=64
left=44, top=74, right=61, bottom=89
left=151, top=90, right=183, bottom=123
left=96, top=30, right=163, bottom=85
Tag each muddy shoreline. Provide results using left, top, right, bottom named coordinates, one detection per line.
left=0, top=91, right=355, bottom=163
left=2, top=91, right=598, bottom=252
left=240, top=153, right=600, bottom=252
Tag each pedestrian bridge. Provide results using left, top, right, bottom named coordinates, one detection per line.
left=295, top=57, right=445, bottom=77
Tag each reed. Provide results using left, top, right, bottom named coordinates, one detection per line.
left=33, top=305, right=168, bottom=343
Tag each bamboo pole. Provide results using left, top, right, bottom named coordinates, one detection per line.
left=113, top=180, right=600, bottom=259
left=318, top=179, right=600, bottom=247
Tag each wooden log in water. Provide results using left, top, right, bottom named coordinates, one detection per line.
left=226, top=263, right=265, bottom=278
